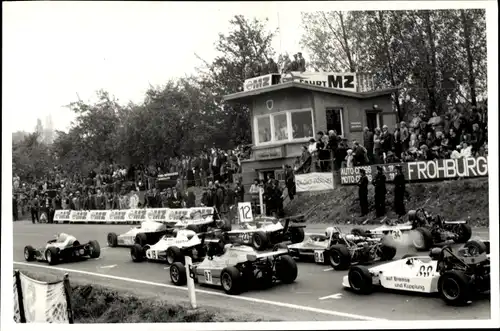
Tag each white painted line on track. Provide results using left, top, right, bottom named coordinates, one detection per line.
left=323, top=268, right=333, bottom=272
left=98, top=264, right=117, bottom=269
left=13, top=262, right=387, bottom=321
left=319, top=293, right=343, bottom=300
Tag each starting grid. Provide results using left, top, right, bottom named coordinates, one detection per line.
left=52, top=207, right=215, bottom=225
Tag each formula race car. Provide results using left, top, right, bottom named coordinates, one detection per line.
left=408, top=208, right=472, bottom=251
left=169, top=244, right=297, bottom=295
left=130, top=229, right=223, bottom=264
left=24, top=233, right=101, bottom=265
left=223, top=215, right=306, bottom=251
left=273, top=232, right=330, bottom=265
left=342, top=240, right=490, bottom=306
left=107, top=221, right=170, bottom=247
left=291, top=226, right=397, bottom=270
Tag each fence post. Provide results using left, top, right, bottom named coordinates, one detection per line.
left=62, top=274, right=74, bottom=324
left=259, top=189, right=265, bottom=216
left=14, top=270, right=26, bottom=323
left=184, top=256, right=197, bottom=309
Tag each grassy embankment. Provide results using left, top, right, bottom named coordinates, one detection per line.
left=285, top=178, right=489, bottom=227
left=19, top=271, right=269, bottom=323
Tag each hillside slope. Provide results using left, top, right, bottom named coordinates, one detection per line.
left=284, top=178, right=489, bottom=227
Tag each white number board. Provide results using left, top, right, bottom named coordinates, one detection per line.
left=237, top=202, right=253, bottom=223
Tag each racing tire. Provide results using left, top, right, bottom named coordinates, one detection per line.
left=275, top=255, right=298, bottom=284
left=454, top=224, right=472, bottom=244
left=327, top=244, right=351, bottom=270
left=24, top=245, right=35, bottom=261
left=290, top=228, right=305, bottom=244
left=412, top=227, right=433, bottom=251
left=379, top=245, right=397, bottom=261
left=186, top=225, right=200, bottom=233
left=107, top=233, right=118, bottom=247
left=272, top=243, right=289, bottom=252
left=131, top=244, right=145, bottom=262
left=438, top=270, right=472, bottom=306
left=220, top=266, right=243, bottom=295
left=166, top=246, right=183, bottom=265
left=135, top=233, right=148, bottom=247
left=252, top=232, right=269, bottom=251
left=348, top=266, right=373, bottom=295
left=88, top=240, right=101, bottom=258
left=351, top=228, right=371, bottom=237
left=45, top=247, right=59, bottom=265
left=170, top=262, right=187, bottom=286
left=464, top=240, right=488, bottom=255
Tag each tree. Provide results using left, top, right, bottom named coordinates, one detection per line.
left=13, top=132, right=54, bottom=182
left=196, top=15, right=276, bottom=147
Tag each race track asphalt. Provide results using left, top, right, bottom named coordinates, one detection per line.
left=12, top=221, right=491, bottom=321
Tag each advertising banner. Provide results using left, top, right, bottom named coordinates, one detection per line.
left=87, top=210, right=109, bottom=223
left=339, top=157, right=488, bottom=185
left=145, top=208, right=170, bottom=222
left=295, top=172, right=335, bottom=192
left=53, top=210, right=72, bottom=222
left=69, top=210, right=89, bottom=223
left=108, top=210, right=128, bottom=223
left=125, top=209, right=148, bottom=223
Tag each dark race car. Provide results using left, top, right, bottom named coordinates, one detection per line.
left=24, top=233, right=101, bottom=265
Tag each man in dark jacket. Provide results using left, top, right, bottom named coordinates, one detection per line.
left=284, top=164, right=295, bottom=200
left=358, top=169, right=369, bottom=216
left=234, top=178, right=245, bottom=204
left=372, top=166, right=387, bottom=217
left=267, top=58, right=279, bottom=73
left=363, top=127, right=374, bottom=164
left=95, top=189, right=106, bottom=210
left=31, top=194, right=40, bottom=223
left=201, top=182, right=215, bottom=207
left=393, top=165, right=406, bottom=217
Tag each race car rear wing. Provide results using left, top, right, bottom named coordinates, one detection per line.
left=247, top=249, right=289, bottom=262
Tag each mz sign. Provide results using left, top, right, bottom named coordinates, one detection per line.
left=243, top=72, right=358, bottom=92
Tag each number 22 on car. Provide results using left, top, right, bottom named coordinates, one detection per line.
left=238, top=202, right=253, bottom=223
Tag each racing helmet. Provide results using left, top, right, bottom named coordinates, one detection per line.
left=407, top=210, right=417, bottom=221
left=429, top=247, right=443, bottom=260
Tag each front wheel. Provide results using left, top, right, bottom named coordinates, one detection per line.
left=24, top=246, right=35, bottom=261
left=135, top=233, right=148, bottom=246
left=166, top=246, right=183, bottom=265
left=252, top=232, right=269, bottom=251
left=454, top=224, right=472, bottom=243
left=290, top=228, right=305, bottom=243
left=131, top=244, right=145, bottom=262
left=348, top=266, right=373, bottom=294
left=107, top=233, right=118, bottom=247
left=45, top=247, right=59, bottom=265
left=438, top=270, right=472, bottom=306
left=170, top=262, right=187, bottom=286
left=88, top=240, right=101, bottom=258
left=379, top=245, right=397, bottom=261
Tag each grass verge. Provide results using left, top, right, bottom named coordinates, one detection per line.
left=18, top=271, right=271, bottom=323
left=285, top=177, right=489, bottom=227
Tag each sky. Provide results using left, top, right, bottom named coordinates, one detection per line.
left=3, top=1, right=496, bottom=134
left=3, top=1, right=305, bottom=134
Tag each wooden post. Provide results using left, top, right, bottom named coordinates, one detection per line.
left=62, top=274, right=74, bottom=324
left=14, top=270, right=26, bottom=323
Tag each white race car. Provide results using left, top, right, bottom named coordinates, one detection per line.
left=107, top=221, right=169, bottom=247
left=224, top=215, right=306, bottom=251
left=130, top=229, right=222, bottom=264
left=169, top=243, right=297, bottom=295
left=342, top=240, right=490, bottom=306
left=274, top=232, right=330, bottom=265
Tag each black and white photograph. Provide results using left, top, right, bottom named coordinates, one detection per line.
left=2, top=1, right=498, bottom=330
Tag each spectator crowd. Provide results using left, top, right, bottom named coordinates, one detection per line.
left=294, top=102, right=488, bottom=174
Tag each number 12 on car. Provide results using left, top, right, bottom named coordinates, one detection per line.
left=238, top=202, right=253, bottom=223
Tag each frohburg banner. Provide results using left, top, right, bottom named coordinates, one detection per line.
left=295, top=172, right=335, bottom=192
left=339, top=156, right=488, bottom=185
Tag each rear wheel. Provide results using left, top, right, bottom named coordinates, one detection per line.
left=135, top=233, right=148, bottom=246
left=275, top=255, right=298, bottom=284
left=107, top=233, right=118, bottom=247
left=24, top=246, right=35, bottom=261
left=252, top=232, right=269, bottom=251
left=412, top=227, right=433, bottom=251
left=327, top=244, right=351, bottom=270
left=170, top=262, right=187, bottom=286
left=45, top=247, right=59, bottom=265
left=220, top=266, right=243, bottom=295
left=464, top=240, right=487, bottom=256
left=348, top=266, right=373, bottom=294
left=438, top=270, right=472, bottom=306
left=88, top=240, right=101, bottom=258
left=272, top=243, right=288, bottom=252
left=131, top=244, right=145, bottom=262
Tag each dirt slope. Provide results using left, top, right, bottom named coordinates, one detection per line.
left=285, top=178, right=489, bottom=227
